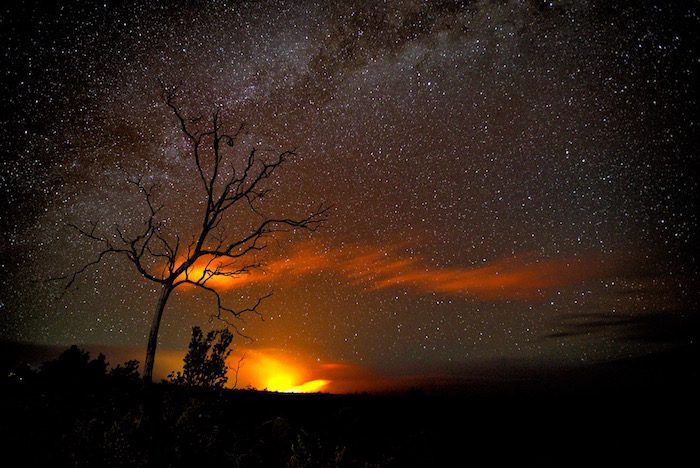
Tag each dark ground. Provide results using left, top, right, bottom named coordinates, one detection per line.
left=0, top=342, right=697, bottom=467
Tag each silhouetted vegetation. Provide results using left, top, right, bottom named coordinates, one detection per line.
left=40, top=345, right=108, bottom=383
left=167, top=326, right=233, bottom=388
left=0, top=342, right=696, bottom=467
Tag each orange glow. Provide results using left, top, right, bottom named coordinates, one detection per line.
left=174, top=244, right=331, bottom=291
left=228, top=348, right=332, bottom=393
left=286, top=379, right=332, bottom=393
left=367, top=255, right=609, bottom=300
left=104, top=345, right=337, bottom=393
left=174, top=256, right=262, bottom=289
left=338, top=243, right=621, bottom=300
left=88, top=345, right=415, bottom=394
left=175, top=241, right=625, bottom=301
left=266, top=374, right=298, bottom=392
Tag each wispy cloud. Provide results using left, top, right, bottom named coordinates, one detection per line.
left=180, top=241, right=628, bottom=301
left=362, top=253, right=619, bottom=300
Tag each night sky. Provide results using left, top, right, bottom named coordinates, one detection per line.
left=1, top=0, right=697, bottom=392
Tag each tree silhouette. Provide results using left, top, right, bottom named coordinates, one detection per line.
left=168, top=326, right=235, bottom=388
left=58, top=83, right=328, bottom=383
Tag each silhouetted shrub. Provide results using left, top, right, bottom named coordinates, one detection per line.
left=40, top=345, right=108, bottom=386
left=168, top=326, right=233, bottom=388
left=110, top=359, right=140, bottom=380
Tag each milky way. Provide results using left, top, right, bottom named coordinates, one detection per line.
left=1, top=1, right=697, bottom=389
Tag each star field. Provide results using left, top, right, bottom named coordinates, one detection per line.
left=1, top=0, right=697, bottom=388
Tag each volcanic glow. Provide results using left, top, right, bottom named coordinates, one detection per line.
left=230, top=349, right=332, bottom=393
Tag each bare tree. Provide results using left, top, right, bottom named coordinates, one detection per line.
left=58, top=84, right=328, bottom=383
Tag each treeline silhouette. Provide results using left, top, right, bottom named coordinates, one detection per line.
left=0, top=340, right=696, bottom=467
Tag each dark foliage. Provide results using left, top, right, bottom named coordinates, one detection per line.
left=40, top=345, right=108, bottom=385
left=167, top=326, right=233, bottom=388
left=1, top=346, right=144, bottom=467
left=0, top=343, right=696, bottom=467
left=110, top=359, right=141, bottom=380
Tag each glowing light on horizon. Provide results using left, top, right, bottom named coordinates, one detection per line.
left=285, top=379, right=331, bottom=393
left=229, top=349, right=333, bottom=393
left=266, top=373, right=297, bottom=392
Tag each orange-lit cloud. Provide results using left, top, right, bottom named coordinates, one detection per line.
left=176, top=241, right=627, bottom=301
left=364, top=254, right=618, bottom=300
left=175, top=243, right=332, bottom=290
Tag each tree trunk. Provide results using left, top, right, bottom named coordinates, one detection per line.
left=143, top=283, right=173, bottom=384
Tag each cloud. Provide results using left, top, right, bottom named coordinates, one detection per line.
left=364, top=253, right=618, bottom=300
left=180, top=240, right=627, bottom=301
left=176, top=242, right=333, bottom=290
